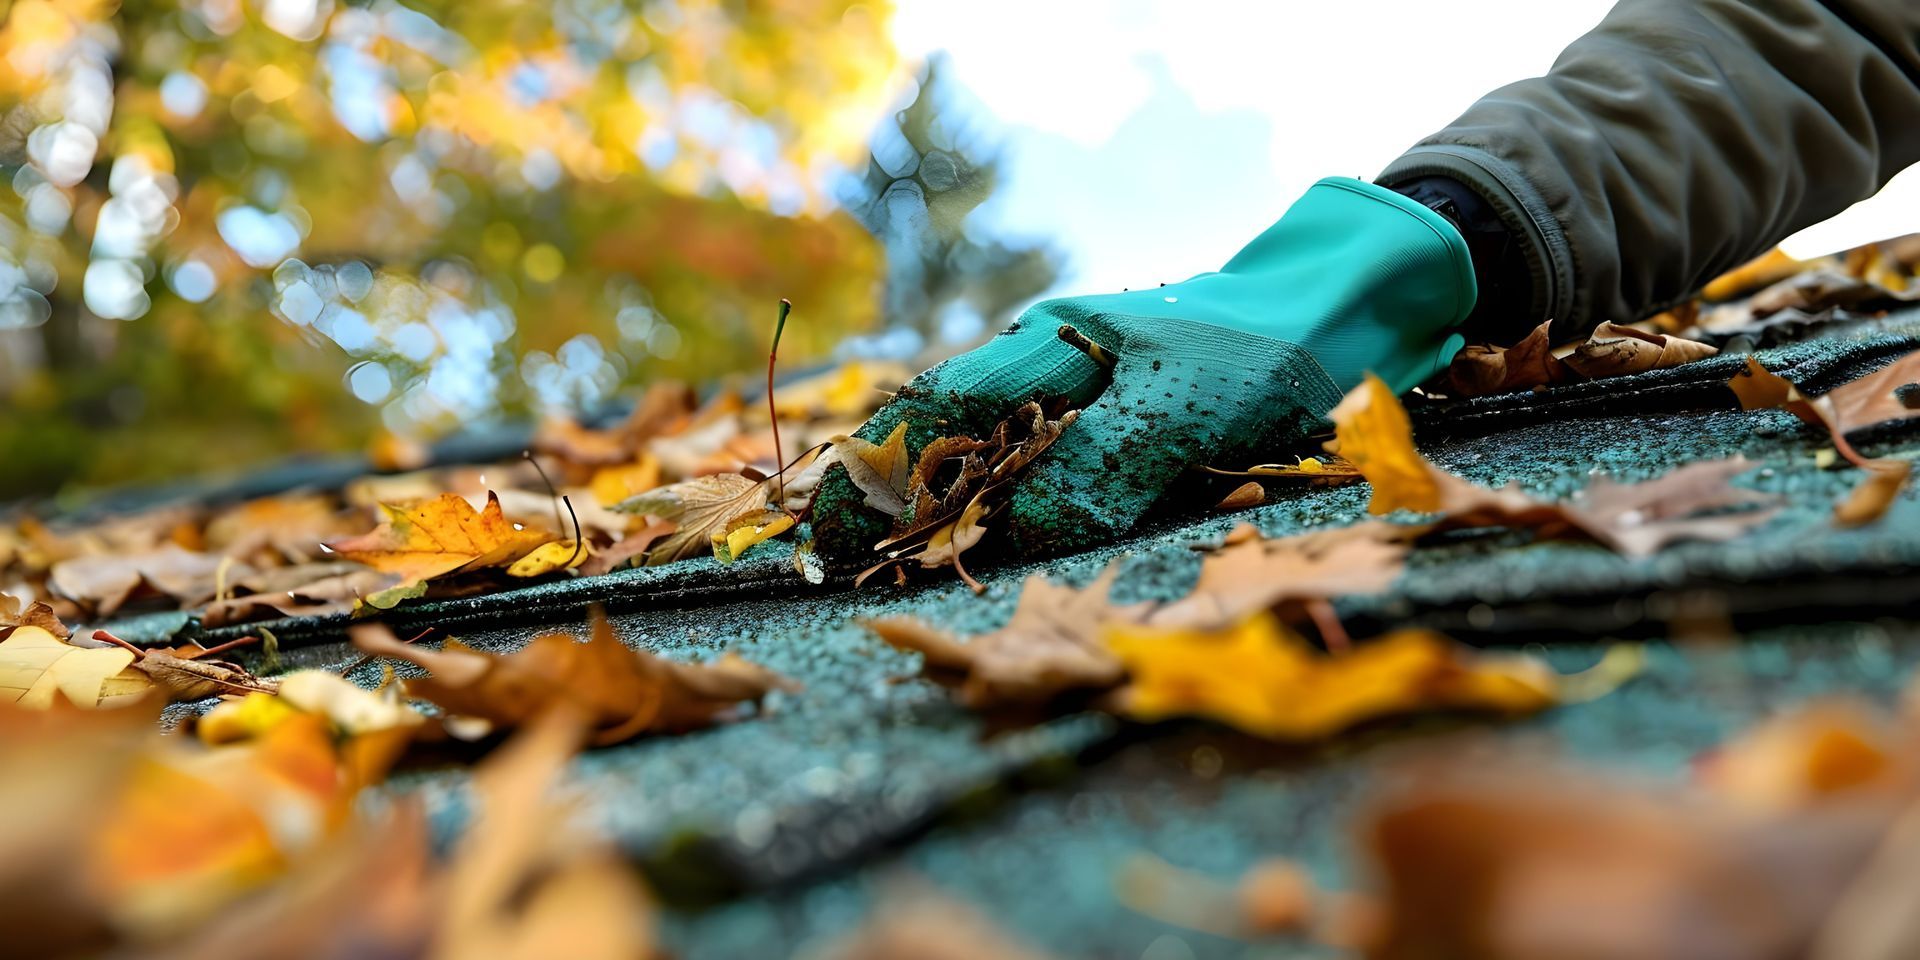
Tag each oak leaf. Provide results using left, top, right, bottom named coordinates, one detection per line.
left=324, top=491, right=557, bottom=586
left=866, top=564, right=1149, bottom=706
left=616, top=473, right=772, bottom=565
left=350, top=610, right=793, bottom=745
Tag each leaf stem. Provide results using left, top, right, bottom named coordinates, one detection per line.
left=769, top=298, right=792, bottom=506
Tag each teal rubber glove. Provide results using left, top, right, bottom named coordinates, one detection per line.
left=813, top=177, right=1476, bottom=562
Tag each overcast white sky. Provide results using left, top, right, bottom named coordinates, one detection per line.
left=890, top=0, right=1920, bottom=299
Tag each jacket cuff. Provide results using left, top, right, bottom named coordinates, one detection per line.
left=1379, top=145, right=1581, bottom=343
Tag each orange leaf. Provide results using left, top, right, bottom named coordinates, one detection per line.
left=324, top=491, right=557, bottom=585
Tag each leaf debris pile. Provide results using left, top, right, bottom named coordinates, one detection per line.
left=0, top=364, right=899, bottom=628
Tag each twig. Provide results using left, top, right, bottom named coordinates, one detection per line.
left=522, top=450, right=568, bottom=535
left=1057, top=323, right=1117, bottom=368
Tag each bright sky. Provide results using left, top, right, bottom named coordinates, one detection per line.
left=890, top=0, right=1920, bottom=299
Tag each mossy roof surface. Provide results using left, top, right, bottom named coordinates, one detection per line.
left=115, top=310, right=1920, bottom=958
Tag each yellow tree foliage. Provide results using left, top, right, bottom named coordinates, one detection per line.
left=0, top=0, right=900, bottom=496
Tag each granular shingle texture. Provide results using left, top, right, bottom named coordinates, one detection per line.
left=115, top=309, right=1920, bottom=958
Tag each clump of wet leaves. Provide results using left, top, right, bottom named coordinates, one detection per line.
left=848, top=401, right=1080, bottom=592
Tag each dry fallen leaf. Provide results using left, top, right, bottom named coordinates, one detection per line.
left=1729, top=357, right=1914, bottom=525
left=1214, top=481, right=1266, bottom=510
left=324, top=491, right=557, bottom=588
left=87, top=711, right=367, bottom=934
left=0, top=626, right=150, bottom=708
left=1560, top=321, right=1718, bottom=380
left=1, top=593, right=68, bottom=640
left=617, top=473, right=772, bottom=565
left=831, top=421, right=913, bottom=517
left=712, top=510, right=796, bottom=564
left=351, top=609, right=793, bottom=744
left=1104, top=614, right=1634, bottom=742
left=431, top=708, right=659, bottom=960
left=859, top=402, right=1079, bottom=592
left=1823, top=348, right=1920, bottom=437
left=1147, top=522, right=1410, bottom=631
left=1360, top=758, right=1904, bottom=960
left=576, top=520, right=677, bottom=576
left=1446, top=321, right=1571, bottom=397
left=50, top=544, right=233, bottom=616
left=866, top=564, right=1148, bottom=707
left=1333, top=373, right=1779, bottom=554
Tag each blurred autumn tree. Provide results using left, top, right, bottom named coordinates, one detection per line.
left=0, top=0, right=903, bottom=499
left=837, top=55, right=1056, bottom=359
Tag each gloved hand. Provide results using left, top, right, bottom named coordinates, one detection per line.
left=812, top=177, right=1476, bottom=563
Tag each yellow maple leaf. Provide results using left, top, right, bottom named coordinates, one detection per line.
left=0, top=626, right=152, bottom=709
left=1324, top=373, right=1444, bottom=515
left=1104, top=614, right=1574, bottom=741
left=324, top=491, right=557, bottom=585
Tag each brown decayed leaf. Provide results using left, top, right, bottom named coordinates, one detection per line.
left=1445, top=320, right=1714, bottom=398
left=859, top=403, right=1079, bottom=592
left=1, top=592, right=68, bottom=640
left=1147, top=522, right=1410, bottom=631
left=351, top=609, right=793, bottom=744
left=1333, top=373, right=1779, bottom=554
left=1360, top=765, right=1893, bottom=960
left=1748, top=267, right=1920, bottom=319
left=1446, top=321, right=1570, bottom=397
left=616, top=472, right=772, bottom=565
left=1561, top=321, right=1718, bottom=379
left=1824, top=348, right=1920, bottom=437
left=1214, top=481, right=1266, bottom=510
left=50, top=544, right=234, bottom=616
left=1565, top=457, right=1781, bottom=557
left=866, top=564, right=1148, bottom=707
left=324, top=491, right=557, bottom=586
left=1728, top=357, right=1913, bottom=526
left=1837, top=461, right=1913, bottom=529
left=576, top=519, right=677, bottom=576
left=203, top=494, right=359, bottom=565
left=200, top=568, right=401, bottom=627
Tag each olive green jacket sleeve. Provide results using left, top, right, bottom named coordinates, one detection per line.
left=1379, top=0, right=1920, bottom=342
